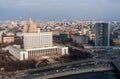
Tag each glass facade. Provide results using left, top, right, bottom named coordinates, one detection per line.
left=95, top=23, right=110, bottom=46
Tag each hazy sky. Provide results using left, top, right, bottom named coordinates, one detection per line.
left=0, top=0, right=120, bottom=20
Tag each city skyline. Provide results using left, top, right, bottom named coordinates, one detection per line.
left=0, top=0, right=120, bottom=20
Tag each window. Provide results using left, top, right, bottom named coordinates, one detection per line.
left=23, top=53, right=25, bottom=60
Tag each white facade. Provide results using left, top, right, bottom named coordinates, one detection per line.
left=24, top=32, right=53, bottom=49
left=8, top=31, right=69, bottom=60
left=8, top=46, right=68, bottom=60
left=26, top=46, right=68, bottom=59
left=16, top=32, right=23, bottom=37
left=8, top=18, right=69, bottom=60
left=61, top=47, right=69, bottom=55
left=8, top=46, right=28, bottom=60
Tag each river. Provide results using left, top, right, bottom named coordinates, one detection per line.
left=54, top=71, right=119, bottom=79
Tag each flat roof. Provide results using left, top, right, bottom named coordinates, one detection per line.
left=9, top=45, right=26, bottom=52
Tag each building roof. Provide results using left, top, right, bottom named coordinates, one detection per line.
left=9, top=45, right=26, bottom=52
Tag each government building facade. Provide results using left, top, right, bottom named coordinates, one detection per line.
left=8, top=18, right=69, bottom=60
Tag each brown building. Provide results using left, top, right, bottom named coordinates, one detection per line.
left=3, top=36, right=14, bottom=43
left=113, top=39, right=120, bottom=45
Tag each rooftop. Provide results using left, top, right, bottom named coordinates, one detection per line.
left=9, top=45, right=26, bottom=52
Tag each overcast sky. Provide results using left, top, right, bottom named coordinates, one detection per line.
left=0, top=0, right=120, bottom=20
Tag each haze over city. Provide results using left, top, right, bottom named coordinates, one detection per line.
left=1, top=0, right=120, bottom=79
left=0, top=0, right=120, bottom=20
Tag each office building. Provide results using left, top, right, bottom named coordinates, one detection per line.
left=24, top=32, right=53, bottom=49
left=95, top=23, right=110, bottom=46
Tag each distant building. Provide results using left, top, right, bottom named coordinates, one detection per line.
left=95, top=23, right=110, bottom=46
left=89, top=32, right=95, bottom=41
left=73, top=35, right=88, bottom=44
left=16, top=32, right=23, bottom=38
left=0, top=33, right=2, bottom=43
left=3, top=36, right=14, bottom=43
left=0, top=32, right=14, bottom=44
left=23, top=17, right=37, bottom=33
left=113, top=29, right=120, bottom=39
left=113, top=38, right=120, bottom=45
left=59, top=33, right=68, bottom=39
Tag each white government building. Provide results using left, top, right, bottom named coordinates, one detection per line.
left=8, top=18, right=68, bottom=60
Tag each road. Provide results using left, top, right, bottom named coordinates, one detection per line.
left=23, top=63, right=113, bottom=79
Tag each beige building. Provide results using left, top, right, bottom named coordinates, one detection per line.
left=113, top=39, right=120, bottom=45
left=3, top=36, right=14, bottom=43
left=23, top=18, right=37, bottom=33
left=0, top=33, right=2, bottom=43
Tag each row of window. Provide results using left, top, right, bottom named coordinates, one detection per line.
left=28, top=48, right=61, bottom=58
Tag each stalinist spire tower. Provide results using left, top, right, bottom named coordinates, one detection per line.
left=23, top=17, right=37, bottom=33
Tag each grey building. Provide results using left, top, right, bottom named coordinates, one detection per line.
left=95, top=23, right=110, bottom=46
left=73, top=35, right=89, bottom=44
